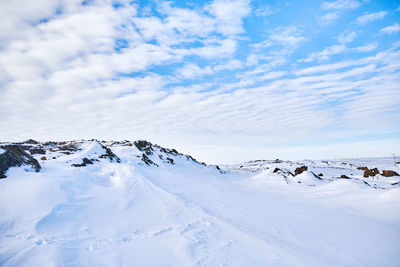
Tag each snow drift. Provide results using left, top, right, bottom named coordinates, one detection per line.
left=0, top=140, right=399, bottom=266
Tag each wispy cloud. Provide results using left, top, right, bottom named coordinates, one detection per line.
left=321, top=0, right=361, bottom=10
left=356, top=11, right=387, bottom=25
left=338, top=31, right=357, bottom=43
left=380, top=23, right=400, bottom=34
left=319, top=12, right=340, bottom=25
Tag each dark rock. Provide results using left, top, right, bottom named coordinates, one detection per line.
left=294, top=166, right=308, bottom=176
left=273, top=168, right=281, bottom=173
left=141, top=154, right=158, bottom=166
left=71, top=157, right=94, bottom=167
left=43, top=141, right=58, bottom=146
left=364, top=168, right=379, bottom=178
left=381, top=170, right=399, bottom=177
left=98, top=143, right=120, bottom=163
left=0, top=145, right=41, bottom=178
left=58, top=144, right=79, bottom=152
left=29, top=147, right=46, bottom=155
left=274, top=159, right=283, bottom=163
left=340, top=175, right=350, bottom=179
left=24, top=139, right=39, bottom=144
left=134, top=140, right=154, bottom=155
left=357, top=167, right=369, bottom=171
left=318, top=173, right=323, bottom=176
left=166, top=157, right=174, bottom=164
left=311, top=172, right=323, bottom=180
left=40, top=156, right=47, bottom=160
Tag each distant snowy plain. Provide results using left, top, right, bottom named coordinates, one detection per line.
left=0, top=140, right=399, bottom=266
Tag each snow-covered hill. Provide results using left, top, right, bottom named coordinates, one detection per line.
left=0, top=140, right=399, bottom=266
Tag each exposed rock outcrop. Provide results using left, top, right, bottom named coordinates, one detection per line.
left=363, top=168, right=379, bottom=178
left=381, top=170, right=399, bottom=177
left=295, top=166, right=308, bottom=176
left=29, top=147, right=46, bottom=155
left=98, top=143, right=120, bottom=163
left=0, top=145, right=41, bottom=178
left=72, top=157, right=94, bottom=167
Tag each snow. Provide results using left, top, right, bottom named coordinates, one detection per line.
left=0, top=148, right=5, bottom=155
left=0, top=141, right=399, bottom=266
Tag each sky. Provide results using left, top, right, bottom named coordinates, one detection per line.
left=0, top=0, right=400, bottom=164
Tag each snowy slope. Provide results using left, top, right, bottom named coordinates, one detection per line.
left=0, top=140, right=399, bottom=266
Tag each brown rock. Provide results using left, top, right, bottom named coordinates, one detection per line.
left=340, top=175, right=350, bottom=179
left=364, top=168, right=379, bottom=178
left=295, top=166, right=308, bottom=175
left=122, top=143, right=133, bottom=147
left=40, top=156, right=47, bottom=160
left=381, top=170, right=400, bottom=177
left=357, top=167, right=369, bottom=171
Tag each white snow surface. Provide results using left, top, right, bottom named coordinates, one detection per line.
left=0, top=140, right=400, bottom=266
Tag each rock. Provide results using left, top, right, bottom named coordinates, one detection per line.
left=98, top=143, right=120, bottom=163
left=381, top=170, right=400, bottom=177
left=273, top=168, right=281, bottom=173
left=72, top=157, right=94, bottom=167
left=122, top=143, right=132, bottom=147
left=311, top=171, right=323, bottom=180
left=357, top=167, right=368, bottom=171
left=58, top=144, right=79, bottom=152
left=364, top=168, right=379, bottom=178
left=340, top=175, right=350, bottom=179
left=295, top=166, right=308, bottom=176
left=29, top=147, right=46, bottom=155
left=24, top=139, right=39, bottom=144
left=134, top=140, right=154, bottom=155
left=166, top=157, right=174, bottom=164
left=0, top=145, right=41, bottom=178
left=40, top=156, right=47, bottom=160
left=141, top=154, right=158, bottom=166
left=318, top=173, right=323, bottom=177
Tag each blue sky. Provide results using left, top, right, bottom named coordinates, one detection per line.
left=0, top=0, right=399, bottom=163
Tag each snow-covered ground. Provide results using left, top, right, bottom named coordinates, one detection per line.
left=0, top=140, right=399, bottom=266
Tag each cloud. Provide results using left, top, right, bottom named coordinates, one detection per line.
left=206, top=0, right=251, bottom=36
left=356, top=11, right=387, bottom=25
left=301, top=44, right=347, bottom=62
left=321, top=0, right=361, bottom=10
left=354, top=43, right=378, bottom=52
left=254, top=5, right=275, bottom=17
left=268, top=26, right=307, bottom=48
left=338, top=31, right=357, bottom=43
left=380, top=23, right=400, bottom=35
left=319, top=12, right=340, bottom=25
left=175, top=63, right=213, bottom=79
